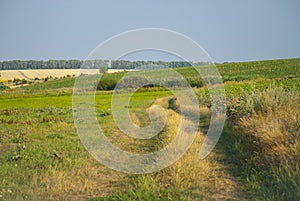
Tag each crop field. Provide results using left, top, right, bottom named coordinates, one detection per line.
left=0, top=69, right=136, bottom=81
left=0, top=58, right=299, bottom=200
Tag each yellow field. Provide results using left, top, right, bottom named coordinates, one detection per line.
left=0, top=69, right=134, bottom=80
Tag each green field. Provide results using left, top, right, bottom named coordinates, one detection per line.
left=0, top=58, right=299, bottom=200
left=14, top=58, right=300, bottom=92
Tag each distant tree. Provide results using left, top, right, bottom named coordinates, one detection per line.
left=99, top=66, right=108, bottom=74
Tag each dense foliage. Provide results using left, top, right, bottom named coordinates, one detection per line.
left=0, top=60, right=83, bottom=70
left=0, top=59, right=209, bottom=70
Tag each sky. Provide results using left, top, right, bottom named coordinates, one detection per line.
left=0, top=0, right=299, bottom=63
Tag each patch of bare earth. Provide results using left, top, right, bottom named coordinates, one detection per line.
left=0, top=143, right=15, bottom=155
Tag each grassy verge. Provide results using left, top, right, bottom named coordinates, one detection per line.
left=225, top=86, right=300, bottom=200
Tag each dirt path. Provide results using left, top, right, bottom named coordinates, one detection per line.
left=151, top=96, right=249, bottom=200
left=18, top=70, right=33, bottom=80
left=104, top=96, right=249, bottom=200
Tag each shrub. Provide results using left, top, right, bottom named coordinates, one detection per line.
left=0, top=84, right=9, bottom=90
left=97, top=77, right=118, bottom=90
left=21, top=79, right=27, bottom=84
left=99, top=66, right=108, bottom=74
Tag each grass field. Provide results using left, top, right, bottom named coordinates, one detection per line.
left=0, top=58, right=299, bottom=200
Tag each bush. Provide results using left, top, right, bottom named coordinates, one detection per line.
left=99, top=66, right=108, bottom=74
left=97, top=77, right=118, bottom=90
left=0, top=84, right=9, bottom=90
left=13, top=78, right=21, bottom=83
left=21, top=79, right=27, bottom=84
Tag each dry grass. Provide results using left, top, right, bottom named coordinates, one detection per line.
left=199, top=106, right=210, bottom=118
left=237, top=86, right=300, bottom=164
left=131, top=97, right=246, bottom=200
left=30, top=161, right=126, bottom=201
left=232, top=86, right=300, bottom=200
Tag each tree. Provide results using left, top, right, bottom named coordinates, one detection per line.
left=99, top=66, right=108, bottom=74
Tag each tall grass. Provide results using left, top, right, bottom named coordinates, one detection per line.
left=229, top=85, right=300, bottom=200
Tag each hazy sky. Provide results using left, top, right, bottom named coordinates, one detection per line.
left=0, top=0, right=299, bottom=62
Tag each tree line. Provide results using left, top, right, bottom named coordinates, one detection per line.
left=0, top=59, right=210, bottom=70
left=0, top=60, right=83, bottom=70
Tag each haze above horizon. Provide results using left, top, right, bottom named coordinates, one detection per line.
left=1, top=0, right=299, bottom=63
